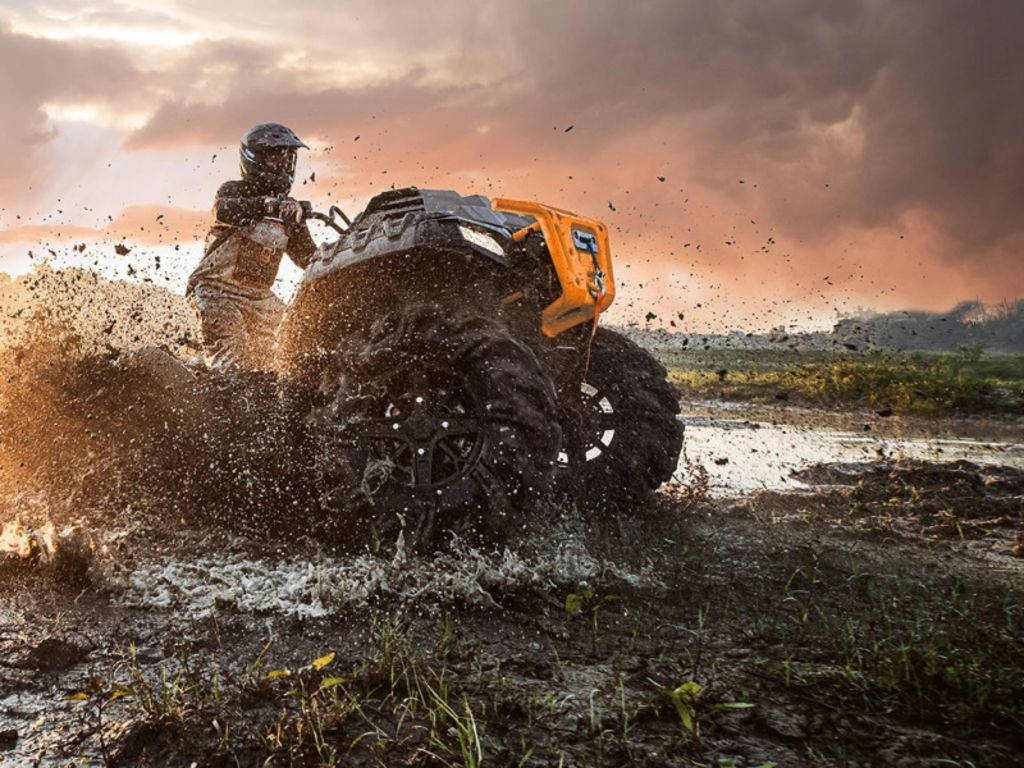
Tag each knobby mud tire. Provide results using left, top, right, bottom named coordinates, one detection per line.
left=559, top=327, right=684, bottom=510
left=314, top=304, right=561, bottom=551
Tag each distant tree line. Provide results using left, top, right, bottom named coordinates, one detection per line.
left=833, top=300, right=1024, bottom=353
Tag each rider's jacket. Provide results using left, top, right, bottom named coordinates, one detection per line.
left=187, top=179, right=316, bottom=299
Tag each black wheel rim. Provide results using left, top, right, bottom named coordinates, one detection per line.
left=348, top=365, right=487, bottom=491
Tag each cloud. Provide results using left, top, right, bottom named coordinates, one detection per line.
left=3, top=1, right=1023, bottom=328
left=112, top=2, right=1024, bottom=253
left=6, top=1, right=205, bottom=46
left=0, top=21, right=144, bottom=200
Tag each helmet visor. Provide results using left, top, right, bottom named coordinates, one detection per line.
left=260, top=147, right=297, bottom=175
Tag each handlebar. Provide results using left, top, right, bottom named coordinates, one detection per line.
left=300, top=201, right=351, bottom=235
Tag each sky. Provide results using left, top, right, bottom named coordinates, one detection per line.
left=0, top=0, right=1021, bottom=332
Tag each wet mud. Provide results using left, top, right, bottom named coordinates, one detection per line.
left=1, top=271, right=1022, bottom=766
left=3, top=405, right=1021, bottom=768
left=738, top=460, right=1024, bottom=559
left=2, top=459, right=1022, bottom=767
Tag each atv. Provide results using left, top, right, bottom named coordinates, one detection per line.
left=274, top=188, right=684, bottom=547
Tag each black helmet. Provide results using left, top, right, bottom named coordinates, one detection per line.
left=239, top=123, right=309, bottom=194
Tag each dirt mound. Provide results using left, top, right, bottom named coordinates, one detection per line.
left=746, top=459, right=1024, bottom=551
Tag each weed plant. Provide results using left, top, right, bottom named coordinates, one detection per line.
left=664, top=348, right=1024, bottom=414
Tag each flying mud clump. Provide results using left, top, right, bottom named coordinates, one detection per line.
left=0, top=266, right=318, bottom=542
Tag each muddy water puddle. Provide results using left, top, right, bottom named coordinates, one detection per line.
left=677, top=409, right=1023, bottom=495
left=0, top=530, right=663, bottom=766
left=2, top=406, right=1022, bottom=765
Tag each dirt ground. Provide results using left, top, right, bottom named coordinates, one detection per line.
left=1, top=454, right=1021, bottom=768
left=0, top=275, right=1021, bottom=766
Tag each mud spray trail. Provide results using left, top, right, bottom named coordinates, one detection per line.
left=1, top=271, right=1022, bottom=767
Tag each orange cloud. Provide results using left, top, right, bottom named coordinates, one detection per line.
left=0, top=224, right=99, bottom=245
left=3, top=2, right=1023, bottom=330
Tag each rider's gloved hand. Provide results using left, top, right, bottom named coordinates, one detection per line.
left=277, top=197, right=305, bottom=225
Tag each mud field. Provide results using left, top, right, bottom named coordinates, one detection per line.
left=1, top=273, right=1022, bottom=767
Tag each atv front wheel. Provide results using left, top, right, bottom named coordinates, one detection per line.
left=558, top=327, right=683, bottom=508
left=313, top=305, right=561, bottom=550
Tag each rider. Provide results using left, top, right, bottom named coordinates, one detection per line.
left=187, top=122, right=316, bottom=371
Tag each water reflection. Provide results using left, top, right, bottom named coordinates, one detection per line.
left=676, top=415, right=1024, bottom=496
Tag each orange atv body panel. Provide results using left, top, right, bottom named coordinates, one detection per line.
left=493, top=199, right=615, bottom=337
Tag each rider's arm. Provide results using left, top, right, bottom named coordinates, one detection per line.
left=285, top=221, right=317, bottom=269
left=212, top=181, right=275, bottom=226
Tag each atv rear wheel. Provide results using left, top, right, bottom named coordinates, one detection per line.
left=558, top=327, right=683, bottom=509
left=313, top=304, right=561, bottom=550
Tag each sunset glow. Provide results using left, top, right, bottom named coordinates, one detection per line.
left=1, top=1, right=1021, bottom=332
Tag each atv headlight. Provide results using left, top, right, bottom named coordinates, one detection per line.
left=459, top=225, right=505, bottom=256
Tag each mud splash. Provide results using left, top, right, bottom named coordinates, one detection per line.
left=111, top=525, right=662, bottom=619
left=0, top=277, right=316, bottom=543
left=0, top=517, right=57, bottom=560
left=0, top=265, right=197, bottom=354
left=2, top=269, right=1022, bottom=767
left=0, top=515, right=101, bottom=589
left=0, top=268, right=663, bottom=626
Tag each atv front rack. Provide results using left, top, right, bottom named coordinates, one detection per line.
left=493, top=199, right=615, bottom=337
